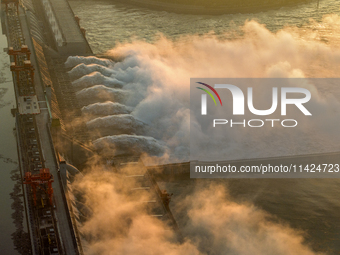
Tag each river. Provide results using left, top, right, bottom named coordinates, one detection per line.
left=69, top=0, right=340, bottom=254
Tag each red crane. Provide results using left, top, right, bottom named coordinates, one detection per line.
left=23, top=168, right=54, bottom=206
left=10, top=60, right=35, bottom=86
left=2, top=0, right=19, bottom=13
left=8, top=45, right=31, bottom=64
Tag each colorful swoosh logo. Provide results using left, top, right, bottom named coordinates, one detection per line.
left=196, top=82, right=223, bottom=106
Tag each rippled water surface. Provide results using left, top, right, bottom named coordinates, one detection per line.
left=70, top=0, right=340, bottom=53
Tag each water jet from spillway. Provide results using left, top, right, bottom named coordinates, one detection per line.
left=76, top=85, right=129, bottom=107
left=65, top=56, right=114, bottom=68
left=81, top=102, right=132, bottom=117
left=92, top=134, right=167, bottom=157
left=68, top=63, right=117, bottom=80
left=72, top=72, right=125, bottom=90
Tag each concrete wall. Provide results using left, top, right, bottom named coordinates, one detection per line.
left=41, top=0, right=65, bottom=47
left=58, top=41, right=87, bottom=56
left=51, top=126, right=95, bottom=169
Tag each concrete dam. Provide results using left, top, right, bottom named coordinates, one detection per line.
left=1, top=0, right=339, bottom=254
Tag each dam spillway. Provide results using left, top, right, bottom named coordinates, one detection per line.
left=1, top=0, right=183, bottom=253
left=2, top=0, right=340, bottom=254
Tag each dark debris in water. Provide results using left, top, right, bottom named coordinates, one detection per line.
left=0, top=87, right=12, bottom=109
left=0, top=154, right=18, bottom=165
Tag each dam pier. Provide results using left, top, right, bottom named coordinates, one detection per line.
left=1, top=0, right=181, bottom=254
left=1, top=0, right=89, bottom=253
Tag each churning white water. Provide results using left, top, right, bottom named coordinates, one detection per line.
left=66, top=13, right=340, bottom=160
